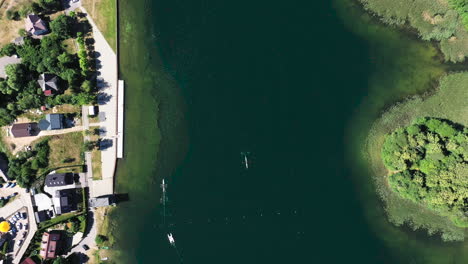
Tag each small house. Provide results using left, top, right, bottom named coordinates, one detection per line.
left=11, top=123, right=34, bottom=138
left=39, top=232, right=61, bottom=259
left=25, top=14, right=48, bottom=35
left=38, top=114, right=64, bottom=131
left=53, top=188, right=78, bottom=215
left=45, top=173, right=73, bottom=187
left=38, top=73, right=58, bottom=96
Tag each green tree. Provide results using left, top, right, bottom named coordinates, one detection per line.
left=95, top=235, right=107, bottom=245
left=382, top=117, right=468, bottom=226
left=5, top=64, right=28, bottom=92
left=53, top=256, right=69, bottom=264
left=50, top=15, right=74, bottom=38
left=0, top=43, right=16, bottom=56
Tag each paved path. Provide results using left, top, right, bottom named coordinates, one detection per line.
left=81, top=106, right=95, bottom=198
left=65, top=209, right=97, bottom=257
left=80, top=5, right=118, bottom=198
left=0, top=55, right=21, bottom=78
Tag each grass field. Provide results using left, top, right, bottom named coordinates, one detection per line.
left=359, top=0, right=468, bottom=62
left=81, top=0, right=117, bottom=51
left=62, top=38, right=78, bottom=54
left=0, top=0, right=34, bottom=48
left=48, top=132, right=84, bottom=172
left=366, top=72, right=468, bottom=241
left=89, top=126, right=102, bottom=180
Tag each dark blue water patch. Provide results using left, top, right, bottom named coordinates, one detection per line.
left=123, top=0, right=401, bottom=263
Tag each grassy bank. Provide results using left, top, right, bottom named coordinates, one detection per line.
left=358, top=0, right=468, bottom=62
left=81, top=0, right=117, bottom=51
left=366, top=72, right=468, bottom=241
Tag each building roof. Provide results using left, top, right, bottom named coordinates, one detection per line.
left=11, top=123, right=33, bottom=138
left=45, top=173, right=73, bottom=187
left=13, top=37, right=24, bottom=45
left=53, top=188, right=78, bottom=215
left=39, top=232, right=61, bottom=259
left=38, top=73, right=58, bottom=92
left=89, top=197, right=113, bottom=208
left=34, top=210, right=50, bottom=223
left=25, top=14, right=47, bottom=35
left=38, top=114, right=63, bottom=131
left=44, top=89, right=53, bottom=96
left=20, top=258, right=36, bottom=264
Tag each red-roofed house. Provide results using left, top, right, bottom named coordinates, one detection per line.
left=20, top=257, right=37, bottom=264
left=39, top=232, right=61, bottom=259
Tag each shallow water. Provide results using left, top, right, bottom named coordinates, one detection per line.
left=110, top=0, right=465, bottom=263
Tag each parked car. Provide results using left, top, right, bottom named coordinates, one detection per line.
left=82, top=244, right=90, bottom=250
left=5, top=182, right=11, bottom=188
left=17, top=240, right=23, bottom=246
left=22, top=232, right=26, bottom=238
left=24, top=224, right=28, bottom=230
left=22, top=213, right=27, bottom=219
left=10, top=183, right=16, bottom=188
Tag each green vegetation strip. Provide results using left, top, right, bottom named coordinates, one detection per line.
left=37, top=212, right=84, bottom=230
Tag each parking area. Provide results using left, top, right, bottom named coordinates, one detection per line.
left=2, top=207, right=30, bottom=258
left=0, top=183, right=20, bottom=200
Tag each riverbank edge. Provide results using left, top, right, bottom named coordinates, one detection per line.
left=365, top=72, right=468, bottom=241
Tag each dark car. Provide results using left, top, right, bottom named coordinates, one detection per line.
left=82, top=244, right=89, bottom=250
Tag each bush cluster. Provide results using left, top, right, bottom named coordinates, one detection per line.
left=382, top=117, right=468, bottom=226
left=8, top=139, right=50, bottom=188
left=449, top=0, right=468, bottom=29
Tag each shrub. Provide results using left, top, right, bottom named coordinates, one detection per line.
left=95, top=235, right=107, bottom=245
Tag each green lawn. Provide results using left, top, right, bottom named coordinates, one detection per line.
left=81, top=0, right=117, bottom=51
left=47, top=132, right=84, bottom=172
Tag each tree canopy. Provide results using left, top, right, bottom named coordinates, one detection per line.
left=382, top=118, right=468, bottom=225
left=50, top=14, right=75, bottom=38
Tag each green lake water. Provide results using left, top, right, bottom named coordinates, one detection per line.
left=110, top=0, right=468, bottom=263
